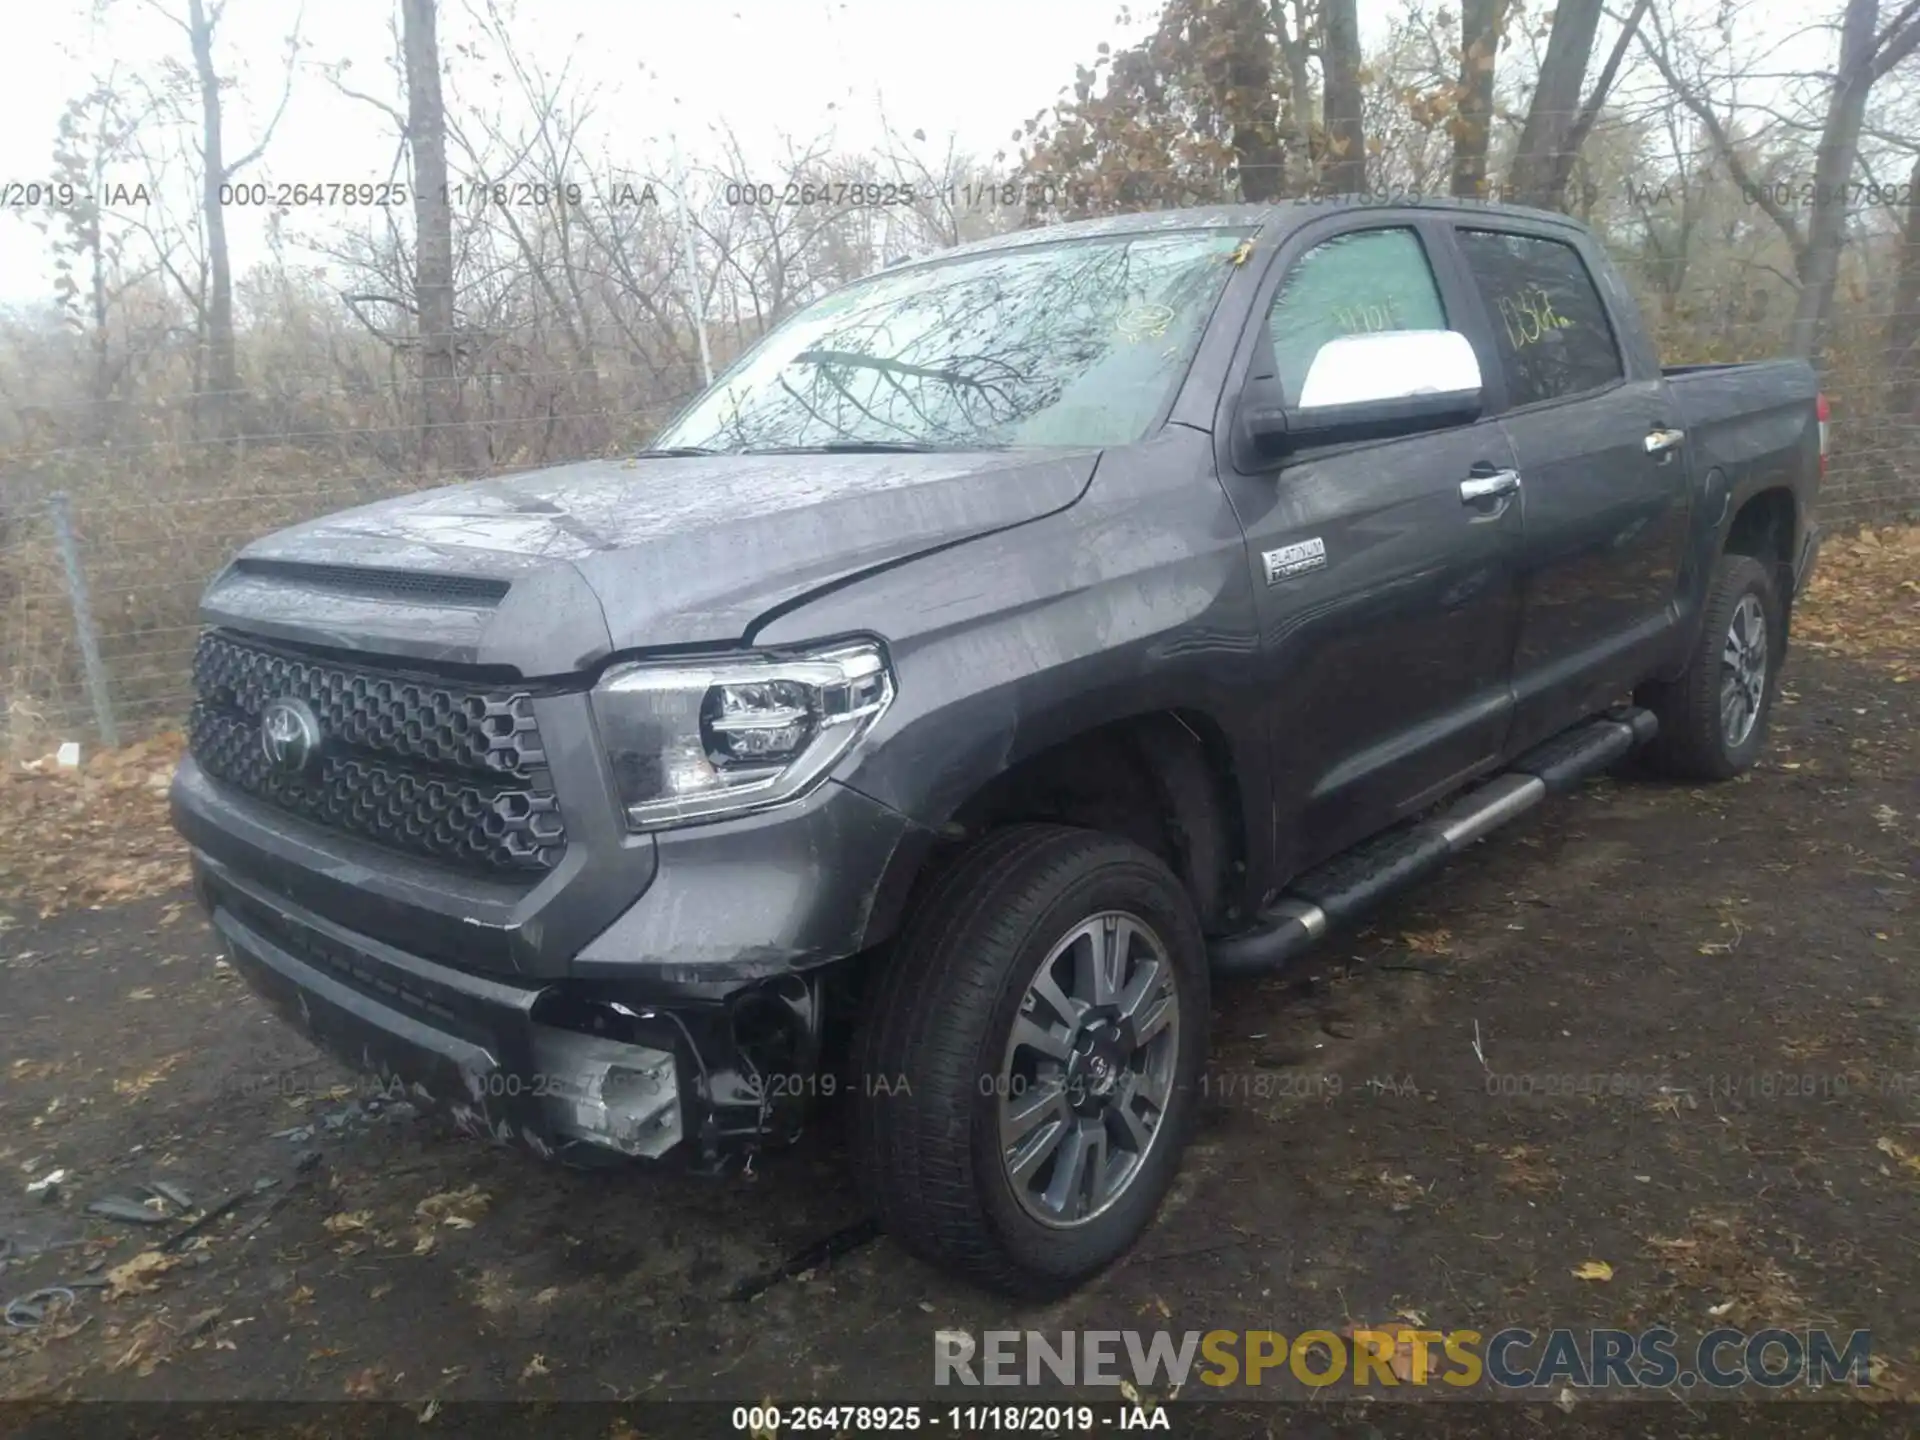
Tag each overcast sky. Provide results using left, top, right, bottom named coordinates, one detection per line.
left=0, top=0, right=1823, bottom=310
left=0, top=0, right=1185, bottom=305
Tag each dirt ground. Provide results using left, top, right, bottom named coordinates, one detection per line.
left=1, top=533, right=1915, bottom=1431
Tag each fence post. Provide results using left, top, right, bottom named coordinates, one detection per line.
left=48, top=491, right=119, bottom=750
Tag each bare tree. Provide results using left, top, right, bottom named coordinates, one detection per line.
left=1641, top=0, right=1920, bottom=357
left=450, top=0, right=609, bottom=453
left=1450, top=0, right=1506, bottom=197
left=400, top=0, right=464, bottom=468
left=1506, top=0, right=1650, bottom=208
left=1203, top=0, right=1288, bottom=200
left=1886, top=153, right=1920, bottom=416
left=41, top=79, right=156, bottom=439
left=1321, top=0, right=1369, bottom=192
left=143, top=0, right=300, bottom=440
left=1506, top=0, right=1605, bottom=205
left=1786, top=0, right=1920, bottom=356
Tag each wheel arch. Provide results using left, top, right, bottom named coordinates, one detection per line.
left=1721, top=485, right=1799, bottom=611
left=856, top=706, right=1256, bottom=952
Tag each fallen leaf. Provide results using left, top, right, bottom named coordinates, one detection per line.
left=520, top=1353, right=550, bottom=1381
left=106, top=1251, right=177, bottom=1298
left=416, top=1185, right=489, bottom=1228
left=1875, top=1137, right=1920, bottom=1176
left=324, top=1211, right=373, bottom=1235
left=1572, top=1260, right=1614, bottom=1282
left=109, top=1315, right=166, bottom=1372
left=1341, top=1324, right=1423, bottom=1382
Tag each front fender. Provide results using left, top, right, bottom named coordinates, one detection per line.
left=753, top=430, right=1273, bottom=903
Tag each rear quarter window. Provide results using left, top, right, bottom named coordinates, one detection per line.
left=1455, top=230, right=1624, bottom=408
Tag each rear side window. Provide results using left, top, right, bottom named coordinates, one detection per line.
left=1456, top=230, right=1623, bottom=407
left=1267, top=228, right=1448, bottom=405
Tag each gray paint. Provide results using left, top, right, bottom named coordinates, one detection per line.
left=175, top=198, right=1822, bottom=1009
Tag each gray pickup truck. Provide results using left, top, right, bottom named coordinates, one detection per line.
left=172, top=198, right=1824, bottom=1295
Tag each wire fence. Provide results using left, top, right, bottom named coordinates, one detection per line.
left=0, top=260, right=1914, bottom=754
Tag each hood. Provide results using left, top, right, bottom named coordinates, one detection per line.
left=200, top=449, right=1099, bottom=674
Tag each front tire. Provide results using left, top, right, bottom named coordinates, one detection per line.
left=850, top=824, right=1208, bottom=1297
left=1638, top=552, right=1784, bottom=781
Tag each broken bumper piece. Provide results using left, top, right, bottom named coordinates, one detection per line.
left=193, top=849, right=689, bottom=1166
left=529, top=1026, right=682, bottom=1158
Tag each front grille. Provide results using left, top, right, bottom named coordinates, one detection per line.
left=188, top=630, right=566, bottom=873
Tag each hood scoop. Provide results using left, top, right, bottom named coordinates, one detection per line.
left=229, top=557, right=510, bottom=608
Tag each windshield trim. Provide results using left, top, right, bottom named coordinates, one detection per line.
left=649, top=225, right=1258, bottom=454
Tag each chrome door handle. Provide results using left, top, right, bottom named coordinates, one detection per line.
left=1645, top=427, right=1685, bottom=456
left=1460, top=469, right=1521, bottom=503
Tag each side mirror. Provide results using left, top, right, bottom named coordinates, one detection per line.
left=1235, top=330, right=1485, bottom=466
left=1232, top=375, right=1292, bottom=466
left=1295, top=329, right=1484, bottom=439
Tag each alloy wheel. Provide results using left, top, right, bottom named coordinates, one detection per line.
left=997, top=911, right=1180, bottom=1228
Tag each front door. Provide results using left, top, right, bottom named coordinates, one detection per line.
left=1212, top=219, right=1527, bottom=884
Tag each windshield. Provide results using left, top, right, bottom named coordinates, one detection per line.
left=653, top=229, right=1251, bottom=453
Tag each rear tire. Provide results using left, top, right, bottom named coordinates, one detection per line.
left=850, top=824, right=1208, bottom=1297
left=1638, top=552, right=1784, bottom=781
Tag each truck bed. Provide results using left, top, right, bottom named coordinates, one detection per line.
left=1663, top=358, right=1820, bottom=499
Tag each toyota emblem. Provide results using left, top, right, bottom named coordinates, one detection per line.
left=260, top=697, right=323, bottom=775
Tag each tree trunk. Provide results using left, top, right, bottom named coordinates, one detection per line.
left=1320, top=0, right=1366, bottom=193
left=401, top=0, right=463, bottom=471
left=187, top=0, right=236, bottom=441
left=1271, top=0, right=1316, bottom=196
left=1209, top=0, right=1286, bottom=202
left=1884, top=154, right=1920, bottom=418
left=1450, top=0, right=1504, bottom=199
left=1787, top=0, right=1879, bottom=360
left=1506, top=0, right=1604, bottom=209
left=1533, top=0, right=1650, bottom=211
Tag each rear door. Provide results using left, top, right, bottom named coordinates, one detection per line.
left=1211, top=215, right=1526, bottom=883
left=1445, top=223, right=1691, bottom=753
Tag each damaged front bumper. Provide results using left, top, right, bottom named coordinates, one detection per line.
left=195, top=851, right=830, bottom=1169
left=174, top=744, right=938, bottom=1167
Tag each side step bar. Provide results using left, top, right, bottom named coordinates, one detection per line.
left=1209, top=706, right=1657, bottom=977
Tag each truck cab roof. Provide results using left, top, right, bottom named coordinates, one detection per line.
left=905, top=194, right=1590, bottom=273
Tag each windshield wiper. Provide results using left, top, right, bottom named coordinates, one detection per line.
left=632, top=445, right=721, bottom=457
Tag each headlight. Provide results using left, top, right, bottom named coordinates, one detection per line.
left=590, top=640, right=894, bottom=831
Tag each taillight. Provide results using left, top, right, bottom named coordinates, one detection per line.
left=1816, top=392, right=1830, bottom=478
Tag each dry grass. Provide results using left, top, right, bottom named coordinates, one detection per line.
left=1794, top=523, right=1920, bottom=675
left=0, top=732, right=188, bottom=922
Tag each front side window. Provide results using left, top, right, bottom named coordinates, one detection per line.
left=1266, top=228, right=1449, bottom=405
left=653, top=229, right=1252, bottom=453
left=1455, top=229, right=1624, bottom=408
